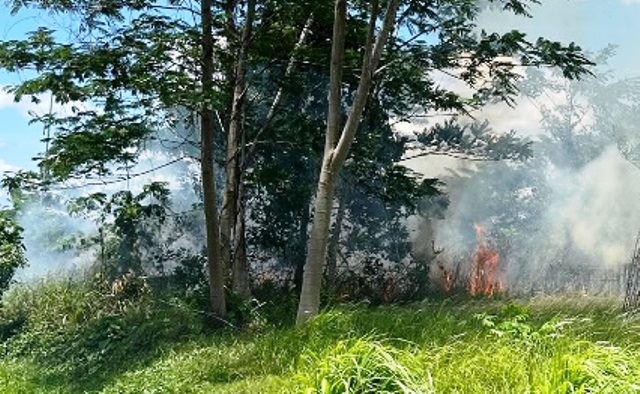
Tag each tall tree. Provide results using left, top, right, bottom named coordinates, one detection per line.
left=296, top=0, right=593, bottom=324
left=200, top=0, right=227, bottom=318
left=296, top=0, right=401, bottom=324
left=0, top=0, right=320, bottom=318
left=0, top=0, right=235, bottom=318
left=219, top=0, right=255, bottom=299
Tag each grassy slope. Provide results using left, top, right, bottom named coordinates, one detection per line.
left=2, top=282, right=640, bottom=393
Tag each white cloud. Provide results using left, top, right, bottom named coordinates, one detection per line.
left=0, top=89, right=16, bottom=109
left=0, top=159, right=18, bottom=174
left=622, top=0, right=640, bottom=4
left=0, top=85, right=91, bottom=119
left=0, top=87, right=53, bottom=117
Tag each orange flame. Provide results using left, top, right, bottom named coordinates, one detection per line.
left=469, top=224, right=502, bottom=296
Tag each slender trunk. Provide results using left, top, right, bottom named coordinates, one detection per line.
left=295, top=0, right=347, bottom=324
left=200, top=0, right=226, bottom=319
left=296, top=159, right=338, bottom=322
left=294, top=200, right=311, bottom=296
left=296, top=0, right=400, bottom=325
left=231, top=178, right=251, bottom=299
left=326, top=180, right=346, bottom=293
left=220, top=0, right=256, bottom=278
left=228, top=13, right=313, bottom=298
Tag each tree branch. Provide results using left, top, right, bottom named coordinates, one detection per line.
left=242, top=14, right=314, bottom=170
left=399, top=150, right=499, bottom=163
left=325, top=0, right=347, bottom=152
left=331, top=0, right=400, bottom=173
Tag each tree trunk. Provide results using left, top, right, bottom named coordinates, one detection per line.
left=226, top=6, right=311, bottom=299
left=293, top=202, right=311, bottom=296
left=296, top=0, right=400, bottom=325
left=231, top=178, right=251, bottom=299
left=220, top=0, right=255, bottom=281
left=200, top=0, right=226, bottom=320
left=296, top=159, right=339, bottom=322
left=326, top=180, right=346, bottom=295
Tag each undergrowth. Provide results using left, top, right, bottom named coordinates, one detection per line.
left=1, top=278, right=640, bottom=393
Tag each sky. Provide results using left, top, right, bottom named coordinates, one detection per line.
left=0, top=6, right=61, bottom=175
left=0, top=0, right=640, bottom=177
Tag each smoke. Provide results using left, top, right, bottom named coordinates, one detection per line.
left=410, top=114, right=640, bottom=294
left=544, top=146, right=640, bottom=267
left=402, top=0, right=640, bottom=294
left=429, top=144, right=640, bottom=288
left=11, top=142, right=205, bottom=282
left=15, top=197, right=97, bottom=281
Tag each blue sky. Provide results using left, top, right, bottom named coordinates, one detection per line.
left=0, top=6, right=61, bottom=174
left=477, top=0, right=640, bottom=78
left=0, top=0, right=639, bottom=176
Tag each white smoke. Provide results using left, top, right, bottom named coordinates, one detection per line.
left=12, top=149, right=204, bottom=281
left=400, top=0, right=640, bottom=294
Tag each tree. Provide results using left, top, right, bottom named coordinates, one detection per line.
left=199, top=0, right=226, bottom=319
left=0, top=0, right=318, bottom=320
left=523, top=46, right=640, bottom=169
left=296, top=0, right=593, bottom=324
left=244, top=73, right=442, bottom=299
left=0, top=0, right=231, bottom=318
left=0, top=0, right=592, bottom=325
left=219, top=0, right=318, bottom=300
left=0, top=176, right=29, bottom=296
left=68, top=182, right=170, bottom=277
left=296, top=0, right=401, bottom=324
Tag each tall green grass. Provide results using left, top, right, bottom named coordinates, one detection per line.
left=0, top=278, right=205, bottom=392
left=2, top=279, right=640, bottom=393
left=295, top=337, right=429, bottom=393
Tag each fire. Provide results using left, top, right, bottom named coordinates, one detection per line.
left=469, top=224, right=502, bottom=296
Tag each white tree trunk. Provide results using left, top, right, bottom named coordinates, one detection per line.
left=296, top=157, right=339, bottom=321
left=296, top=0, right=400, bottom=325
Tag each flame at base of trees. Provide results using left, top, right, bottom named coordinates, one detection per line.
left=469, top=224, right=503, bottom=296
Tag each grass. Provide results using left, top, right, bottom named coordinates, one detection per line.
left=1, top=280, right=640, bottom=393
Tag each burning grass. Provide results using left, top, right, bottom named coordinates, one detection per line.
left=433, top=224, right=505, bottom=297
left=469, top=224, right=503, bottom=297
